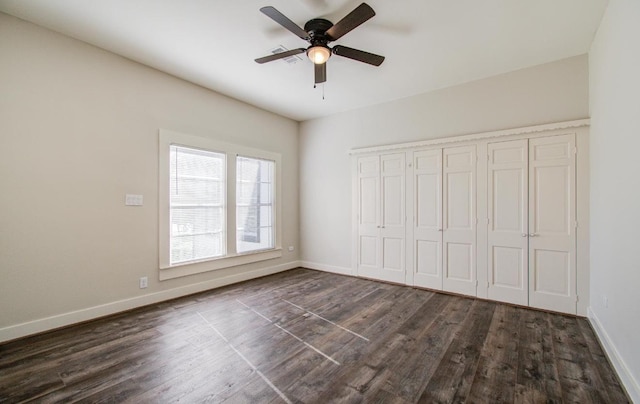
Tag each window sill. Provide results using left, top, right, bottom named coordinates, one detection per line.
left=159, top=248, right=283, bottom=281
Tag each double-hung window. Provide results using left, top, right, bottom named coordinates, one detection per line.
left=236, top=156, right=274, bottom=253
left=169, top=146, right=226, bottom=265
left=159, top=129, right=281, bottom=280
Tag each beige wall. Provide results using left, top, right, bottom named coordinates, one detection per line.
left=299, top=55, right=589, bottom=273
left=589, top=0, right=640, bottom=400
left=0, top=13, right=299, bottom=341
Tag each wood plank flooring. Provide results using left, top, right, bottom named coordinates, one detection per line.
left=0, top=268, right=629, bottom=403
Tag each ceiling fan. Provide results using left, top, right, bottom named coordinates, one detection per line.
left=254, top=3, right=385, bottom=85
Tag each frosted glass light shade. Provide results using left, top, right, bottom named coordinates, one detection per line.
left=307, top=46, right=331, bottom=64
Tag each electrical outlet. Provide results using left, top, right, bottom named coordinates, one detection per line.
left=602, top=294, right=608, bottom=308
left=139, top=276, right=148, bottom=289
left=288, top=246, right=294, bottom=252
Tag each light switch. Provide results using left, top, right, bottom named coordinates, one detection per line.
left=125, top=194, right=143, bottom=206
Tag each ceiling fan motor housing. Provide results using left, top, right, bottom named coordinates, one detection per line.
left=304, top=18, right=334, bottom=47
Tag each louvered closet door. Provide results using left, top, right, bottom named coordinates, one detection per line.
left=442, top=145, right=477, bottom=297
left=487, top=140, right=529, bottom=305
left=357, top=156, right=381, bottom=275
left=413, top=149, right=443, bottom=289
left=379, top=153, right=406, bottom=283
left=529, top=134, right=576, bottom=314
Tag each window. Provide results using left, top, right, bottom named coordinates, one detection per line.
left=236, top=156, right=274, bottom=253
left=170, top=146, right=225, bottom=265
left=159, top=129, right=282, bottom=280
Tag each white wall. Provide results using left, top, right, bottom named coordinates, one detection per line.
left=0, top=13, right=299, bottom=341
left=299, top=55, right=589, bottom=274
left=589, top=0, right=640, bottom=400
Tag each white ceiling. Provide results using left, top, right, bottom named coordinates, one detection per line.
left=0, top=0, right=607, bottom=121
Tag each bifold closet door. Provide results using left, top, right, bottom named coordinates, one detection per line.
left=442, top=145, right=477, bottom=297
left=486, top=135, right=577, bottom=312
left=356, top=153, right=406, bottom=284
left=379, top=153, right=406, bottom=283
left=528, top=135, right=576, bottom=314
left=413, top=149, right=443, bottom=289
left=487, top=140, right=529, bottom=305
left=357, top=156, right=381, bottom=275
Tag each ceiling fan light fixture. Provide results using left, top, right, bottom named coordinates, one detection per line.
left=307, top=45, right=331, bottom=64
left=256, top=4, right=384, bottom=84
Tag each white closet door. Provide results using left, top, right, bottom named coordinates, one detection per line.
left=487, top=140, right=529, bottom=305
left=443, top=145, right=477, bottom=297
left=529, top=134, right=576, bottom=314
left=379, top=153, right=406, bottom=283
left=413, top=149, right=443, bottom=289
left=357, top=156, right=380, bottom=275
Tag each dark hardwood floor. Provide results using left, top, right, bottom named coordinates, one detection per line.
left=0, top=268, right=629, bottom=403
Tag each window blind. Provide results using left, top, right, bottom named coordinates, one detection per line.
left=169, top=145, right=226, bottom=265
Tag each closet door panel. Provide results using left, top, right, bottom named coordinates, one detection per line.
left=447, top=172, right=473, bottom=229
left=487, top=140, right=528, bottom=305
left=446, top=242, right=473, bottom=280
left=383, top=174, right=403, bottom=226
left=413, top=149, right=443, bottom=289
left=529, top=134, right=576, bottom=314
left=357, top=156, right=381, bottom=273
left=379, top=153, right=406, bottom=283
left=359, top=236, right=378, bottom=267
left=383, top=238, right=403, bottom=270
left=533, top=166, right=571, bottom=235
left=416, top=240, right=439, bottom=276
left=443, top=145, right=477, bottom=296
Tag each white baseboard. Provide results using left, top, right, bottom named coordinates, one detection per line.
left=588, top=307, right=640, bottom=403
left=299, top=261, right=354, bottom=277
left=0, top=261, right=300, bottom=344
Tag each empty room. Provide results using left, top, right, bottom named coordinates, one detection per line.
left=1, top=0, right=638, bottom=402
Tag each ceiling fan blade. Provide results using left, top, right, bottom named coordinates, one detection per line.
left=315, top=62, right=327, bottom=84
left=260, top=6, right=309, bottom=40
left=325, top=3, right=375, bottom=41
left=255, top=48, right=306, bottom=64
left=333, top=45, right=384, bottom=66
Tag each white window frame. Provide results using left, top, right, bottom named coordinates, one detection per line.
left=236, top=155, right=276, bottom=254
left=159, top=129, right=282, bottom=280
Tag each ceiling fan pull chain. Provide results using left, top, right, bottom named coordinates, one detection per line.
left=313, top=83, right=325, bottom=100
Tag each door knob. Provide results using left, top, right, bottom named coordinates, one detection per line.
left=438, top=229, right=443, bottom=232
left=522, top=233, right=527, bottom=237
left=529, top=233, right=538, bottom=237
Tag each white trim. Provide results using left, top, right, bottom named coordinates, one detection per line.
left=575, top=132, right=590, bottom=317
left=350, top=119, right=590, bottom=155
left=300, top=261, right=354, bottom=276
left=0, top=261, right=300, bottom=344
left=588, top=307, right=640, bottom=403
left=159, top=249, right=283, bottom=280
left=159, top=128, right=283, bottom=280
